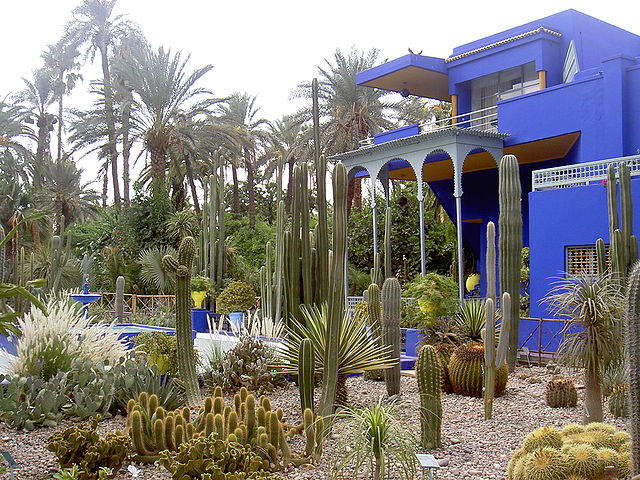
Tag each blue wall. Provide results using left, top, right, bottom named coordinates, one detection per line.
left=529, top=177, right=640, bottom=318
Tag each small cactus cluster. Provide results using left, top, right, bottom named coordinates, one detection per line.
left=127, top=388, right=323, bottom=469
left=507, top=423, right=631, bottom=480
left=448, top=342, right=508, bottom=398
left=609, top=383, right=629, bottom=418
left=545, top=377, right=578, bottom=408
left=416, top=345, right=441, bottom=449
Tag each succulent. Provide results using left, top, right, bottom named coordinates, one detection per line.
left=609, top=384, right=629, bottom=418
left=47, top=418, right=130, bottom=480
left=448, top=342, right=508, bottom=398
left=545, top=376, right=578, bottom=408
left=508, top=423, right=631, bottom=480
left=382, top=277, right=402, bottom=397
left=298, top=338, right=315, bottom=414
left=433, top=343, right=455, bottom=393
left=363, top=283, right=385, bottom=382
left=416, top=345, right=441, bottom=449
left=115, top=275, right=125, bottom=322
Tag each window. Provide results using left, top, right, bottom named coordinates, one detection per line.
left=566, top=245, right=609, bottom=276
left=471, top=62, right=539, bottom=111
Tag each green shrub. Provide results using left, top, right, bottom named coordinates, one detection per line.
left=191, top=275, right=213, bottom=293
left=405, top=273, right=458, bottom=325
left=216, top=281, right=257, bottom=314
left=47, top=418, right=130, bottom=480
left=133, top=332, right=178, bottom=375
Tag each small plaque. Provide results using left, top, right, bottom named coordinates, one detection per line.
left=416, top=454, right=440, bottom=469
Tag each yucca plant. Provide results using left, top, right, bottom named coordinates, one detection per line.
left=332, top=399, right=417, bottom=480
left=544, top=273, right=624, bottom=423
left=454, top=299, right=486, bottom=341
left=278, top=304, right=396, bottom=405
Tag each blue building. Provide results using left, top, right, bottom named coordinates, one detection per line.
left=333, top=9, right=640, bottom=326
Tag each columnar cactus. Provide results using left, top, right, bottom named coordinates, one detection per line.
left=200, top=166, right=227, bottom=300
left=298, top=338, right=315, bottom=414
left=416, top=345, right=442, bottom=449
left=382, top=277, right=401, bottom=396
left=608, top=384, right=629, bottom=418
left=545, top=377, right=578, bottom=408
left=319, top=162, right=347, bottom=419
left=483, top=292, right=510, bottom=419
left=498, top=154, right=522, bottom=372
left=485, top=222, right=497, bottom=304
left=115, top=275, right=125, bottom=323
left=370, top=252, right=383, bottom=287
left=0, top=224, right=5, bottom=283
left=162, top=236, right=201, bottom=406
left=625, top=261, right=640, bottom=475
left=364, top=283, right=384, bottom=381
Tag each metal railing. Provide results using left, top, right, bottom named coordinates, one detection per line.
left=359, top=105, right=499, bottom=147
left=532, top=154, right=640, bottom=191
left=98, top=293, right=176, bottom=316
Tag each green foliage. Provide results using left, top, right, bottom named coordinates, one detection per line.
left=206, top=335, right=285, bottom=394
left=138, top=245, right=177, bottom=294
left=191, top=275, right=213, bottom=293
left=226, top=216, right=276, bottom=275
left=133, top=331, right=179, bottom=375
left=405, top=272, right=458, bottom=323
left=454, top=299, right=486, bottom=342
left=112, top=357, right=185, bottom=413
left=47, top=418, right=130, bottom=480
left=216, top=281, right=257, bottom=314
left=165, top=209, right=201, bottom=246
left=53, top=466, right=113, bottom=480
left=347, top=184, right=456, bottom=279
left=332, top=399, right=417, bottom=480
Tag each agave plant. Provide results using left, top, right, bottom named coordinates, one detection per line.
left=138, top=245, right=177, bottom=294
left=278, top=304, right=396, bottom=405
left=453, top=299, right=486, bottom=341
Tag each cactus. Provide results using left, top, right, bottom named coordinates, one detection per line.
left=523, top=447, right=571, bottom=480
left=162, top=236, right=201, bottom=406
left=498, top=155, right=522, bottom=372
left=433, top=343, right=455, bottom=393
left=200, top=166, right=227, bottom=303
left=381, top=277, right=401, bottom=396
left=449, top=342, right=508, bottom=398
left=370, top=251, right=382, bottom=287
left=0, top=224, right=5, bottom=283
left=298, top=338, right=315, bottom=414
left=319, top=162, right=347, bottom=420
left=416, top=345, right=441, bottom=449
left=545, top=376, right=578, bottom=408
left=364, top=283, right=385, bottom=381
left=384, top=206, right=392, bottom=279
left=115, top=275, right=125, bottom=322
left=485, top=222, right=497, bottom=304
left=625, top=262, right=640, bottom=476
left=609, top=384, right=629, bottom=418
left=483, top=292, right=510, bottom=419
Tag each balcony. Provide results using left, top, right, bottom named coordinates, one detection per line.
left=361, top=106, right=498, bottom=147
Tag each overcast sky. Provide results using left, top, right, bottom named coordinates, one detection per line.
left=2, top=0, right=639, bottom=184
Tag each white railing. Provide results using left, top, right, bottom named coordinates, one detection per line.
left=532, top=154, right=640, bottom=191
left=358, top=105, right=499, bottom=147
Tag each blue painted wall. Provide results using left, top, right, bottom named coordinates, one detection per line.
left=529, top=177, right=640, bottom=318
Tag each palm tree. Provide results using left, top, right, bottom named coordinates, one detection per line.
left=294, top=48, right=400, bottom=213
left=42, top=41, right=83, bottom=161
left=0, top=97, right=32, bottom=167
left=113, top=44, right=214, bottom=205
left=64, top=0, right=140, bottom=209
left=215, top=93, right=271, bottom=229
left=18, top=68, right=57, bottom=179
left=545, top=273, right=624, bottom=423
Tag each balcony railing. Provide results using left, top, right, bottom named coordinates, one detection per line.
left=359, top=105, right=498, bottom=147
left=532, top=154, right=640, bottom=191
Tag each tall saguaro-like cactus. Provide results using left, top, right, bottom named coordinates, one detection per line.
left=318, top=162, right=347, bottom=419
left=484, top=293, right=510, bottom=420
left=382, top=277, right=401, bottom=396
left=298, top=338, right=315, bottom=415
left=162, top=237, right=201, bottom=406
left=364, top=283, right=384, bottom=381
left=416, top=344, right=441, bottom=449
left=625, top=261, right=640, bottom=476
left=115, top=276, right=125, bottom=323
left=498, top=155, right=522, bottom=372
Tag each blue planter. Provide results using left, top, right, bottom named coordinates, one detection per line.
left=228, top=312, right=244, bottom=331
left=191, top=308, right=210, bottom=333
left=404, top=328, right=424, bottom=357
left=114, top=324, right=196, bottom=349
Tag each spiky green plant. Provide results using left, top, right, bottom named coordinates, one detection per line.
left=545, top=273, right=624, bottom=423
left=138, top=245, right=177, bottom=294
left=454, top=299, right=486, bottom=342
left=332, top=399, right=417, bottom=480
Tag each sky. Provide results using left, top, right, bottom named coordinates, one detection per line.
left=1, top=0, right=639, bottom=185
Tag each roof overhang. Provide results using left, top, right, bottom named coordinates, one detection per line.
left=356, top=53, right=450, bottom=101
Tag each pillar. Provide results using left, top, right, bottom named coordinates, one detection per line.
left=419, top=194, right=426, bottom=276
left=451, top=94, right=458, bottom=125
left=371, top=177, right=378, bottom=257
left=537, top=70, right=547, bottom=89
left=455, top=194, right=464, bottom=300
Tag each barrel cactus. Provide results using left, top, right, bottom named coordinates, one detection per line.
left=545, top=377, right=578, bottom=408
left=448, top=342, right=508, bottom=398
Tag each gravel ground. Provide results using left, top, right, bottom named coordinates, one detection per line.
left=0, top=365, right=630, bottom=480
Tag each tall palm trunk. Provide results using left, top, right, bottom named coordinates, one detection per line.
left=231, top=163, right=240, bottom=219
left=244, top=149, right=256, bottom=229
left=583, top=367, right=603, bottom=423
left=57, top=92, right=64, bottom=160
left=121, top=87, right=132, bottom=207
left=35, top=115, right=50, bottom=175
left=102, top=164, right=108, bottom=208
left=99, top=41, right=121, bottom=209
left=184, top=153, right=200, bottom=213
left=149, top=142, right=167, bottom=199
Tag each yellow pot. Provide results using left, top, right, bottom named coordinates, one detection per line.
left=466, top=273, right=480, bottom=293
left=191, top=290, right=207, bottom=309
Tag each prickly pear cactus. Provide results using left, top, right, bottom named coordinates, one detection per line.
left=162, top=237, right=201, bottom=406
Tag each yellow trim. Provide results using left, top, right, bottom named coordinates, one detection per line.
left=538, top=70, right=547, bottom=89
left=451, top=94, right=458, bottom=125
